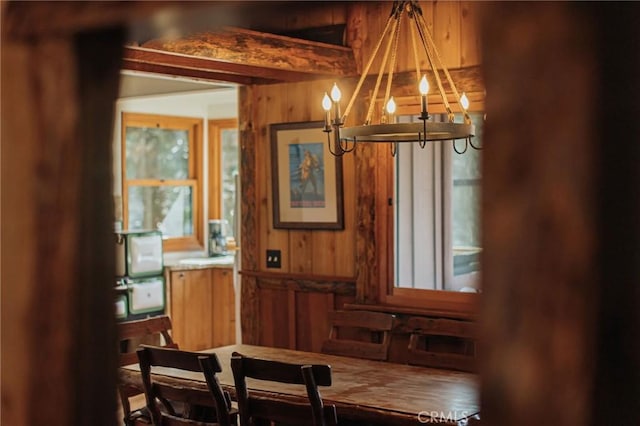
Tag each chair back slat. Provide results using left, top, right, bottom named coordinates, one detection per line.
left=239, top=356, right=332, bottom=386
left=137, top=345, right=233, bottom=426
left=406, top=317, right=477, bottom=339
left=119, top=315, right=175, bottom=341
left=320, top=339, right=389, bottom=361
left=119, top=315, right=177, bottom=367
left=407, top=316, right=478, bottom=373
left=321, top=310, right=395, bottom=361
left=120, top=342, right=178, bottom=366
left=144, top=346, right=222, bottom=373
left=328, top=310, right=395, bottom=331
left=230, top=351, right=337, bottom=426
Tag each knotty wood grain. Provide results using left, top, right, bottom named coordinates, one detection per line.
left=142, top=26, right=357, bottom=80
left=239, top=84, right=260, bottom=345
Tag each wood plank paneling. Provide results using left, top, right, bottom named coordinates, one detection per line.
left=283, top=2, right=348, bottom=30
left=460, top=1, right=481, bottom=67
left=240, top=272, right=356, bottom=349
left=295, top=292, right=335, bottom=352
left=433, top=0, right=461, bottom=69
left=287, top=81, right=314, bottom=274
left=263, top=84, right=291, bottom=273
left=258, top=288, right=292, bottom=348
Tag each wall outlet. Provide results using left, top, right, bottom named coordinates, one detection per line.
left=266, top=249, right=281, bottom=268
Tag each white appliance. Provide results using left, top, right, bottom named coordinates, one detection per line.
left=115, top=230, right=166, bottom=322
left=115, top=230, right=163, bottom=278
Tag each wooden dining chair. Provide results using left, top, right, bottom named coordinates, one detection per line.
left=230, top=351, right=338, bottom=426
left=320, top=310, right=395, bottom=361
left=118, top=315, right=179, bottom=426
left=137, top=345, right=236, bottom=426
left=406, top=316, right=478, bottom=372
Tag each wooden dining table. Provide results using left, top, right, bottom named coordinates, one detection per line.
left=119, top=343, right=479, bottom=425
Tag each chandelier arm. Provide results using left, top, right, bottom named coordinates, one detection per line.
left=382, top=11, right=403, bottom=117
left=414, top=14, right=454, bottom=118
left=327, top=132, right=345, bottom=156
left=468, top=136, right=482, bottom=150
left=452, top=138, right=468, bottom=154
left=342, top=5, right=398, bottom=122
left=366, top=14, right=400, bottom=125
left=416, top=11, right=470, bottom=123
left=340, top=137, right=357, bottom=153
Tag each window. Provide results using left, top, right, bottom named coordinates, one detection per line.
left=395, top=112, right=483, bottom=292
left=122, top=113, right=203, bottom=251
left=375, top=96, right=484, bottom=314
left=208, top=119, right=239, bottom=238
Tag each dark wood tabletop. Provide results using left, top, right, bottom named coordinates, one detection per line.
left=119, top=344, right=479, bottom=425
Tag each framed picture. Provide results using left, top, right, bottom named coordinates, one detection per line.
left=270, top=121, right=344, bottom=230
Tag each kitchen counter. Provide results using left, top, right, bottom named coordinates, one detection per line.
left=163, top=254, right=235, bottom=271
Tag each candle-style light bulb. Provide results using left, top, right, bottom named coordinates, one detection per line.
left=329, top=83, right=342, bottom=123
left=386, top=97, right=397, bottom=114
left=419, top=75, right=429, bottom=118
left=419, top=75, right=429, bottom=95
left=322, top=92, right=332, bottom=129
left=460, top=92, right=470, bottom=111
left=386, top=97, right=397, bottom=123
left=330, top=83, right=342, bottom=102
left=322, top=93, right=332, bottom=111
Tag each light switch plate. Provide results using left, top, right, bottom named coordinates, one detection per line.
left=266, top=249, right=281, bottom=268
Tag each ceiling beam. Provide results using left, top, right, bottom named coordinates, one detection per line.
left=122, top=47, right=284, bottom=85
left=136, top=26, right=357, bottom=83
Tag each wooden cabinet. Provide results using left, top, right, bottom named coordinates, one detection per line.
left=166, top=267, right=236, bottom=351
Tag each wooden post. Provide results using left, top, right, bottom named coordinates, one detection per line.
left=1, top=26, right=124, bottom=426
left=481, top=3, right=640, bottom=425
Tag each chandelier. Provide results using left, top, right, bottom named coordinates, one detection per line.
left=322, top=0, right=478, bottom=156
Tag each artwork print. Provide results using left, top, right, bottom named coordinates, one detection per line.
left=270, top=121, right=344, bottom=230
left=288, top=142, right=325, bottom=208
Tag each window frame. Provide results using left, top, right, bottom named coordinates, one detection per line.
left=374, top=94, right=484, bottom=317
left=207, top=118, right=239, bottom=224
left=121, top=112, right=204, bottom=252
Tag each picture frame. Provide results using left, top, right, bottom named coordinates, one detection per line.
left=270, top=121, right=344, bottom=230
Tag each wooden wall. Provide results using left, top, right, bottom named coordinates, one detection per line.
left=239, top=1, right=483, bottom=349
